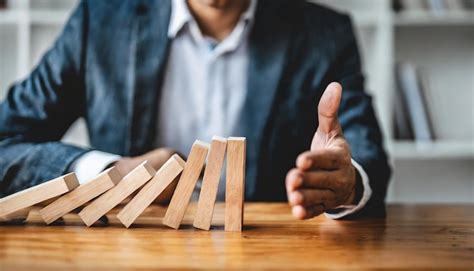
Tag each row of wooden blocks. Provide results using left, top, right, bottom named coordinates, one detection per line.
left=0, top=136, right=246, bottom=231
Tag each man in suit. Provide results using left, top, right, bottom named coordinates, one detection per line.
left=0, top=0, right=391, bottom=219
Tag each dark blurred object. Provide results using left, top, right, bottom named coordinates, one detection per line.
left=395, top=63, right=435, bottom=141
left=30, top=0, right=77, bottom=11
left=392, top=0, right=472, bottom=12
left=464, top=0, right=474, bottom=9
left=393, top=0, right=426, bottom=12
left=0, top=0, right=7, bottom=9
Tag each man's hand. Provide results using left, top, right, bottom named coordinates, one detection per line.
left=114, top=148, right=178, bottom=203
left=286, top=82, right=358, bottom=219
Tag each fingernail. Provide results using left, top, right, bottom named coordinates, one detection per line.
left=292, top=205, right=306, bottom=219
left=297, top=156, right=311, bottom=169
left=294, top=174, right=303, bottom=188
left=288, top=172, right=302, bottom=192
left=290, top=192, right=303, bottom=205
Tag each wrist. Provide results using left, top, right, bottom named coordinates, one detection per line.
left=344, top=165, right=359, bottom=205
left=155, top=148, right=176, bottom=161
left=345, top=187, right=356, bottom=206
left=347, top=165, right=364, bottom=205
left=113, top=157, right=138, bottom=176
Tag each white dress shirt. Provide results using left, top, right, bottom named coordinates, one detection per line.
left=156, top=0, right=255, bottom=157
left=70, top=0, right=372, bottom=219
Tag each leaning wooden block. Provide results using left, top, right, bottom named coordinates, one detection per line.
left=163, top=140, right=209, bottom=229
left=78, top=161, right=156, bottom=227
left=40, top=167, right=122, bottom=225
left=0, top=208, right=31, bottom=222
left=193, top=136, right=227, bottom=230
left=117, top=155, right=185, bottom=228
left=225, top=137, right=246, bottom=232
left=0, top=173, right=79, bottom=218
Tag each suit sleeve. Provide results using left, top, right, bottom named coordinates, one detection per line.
left=330, top=15, right=392, bottom=218
left=0, top=1, right=90, bottom=197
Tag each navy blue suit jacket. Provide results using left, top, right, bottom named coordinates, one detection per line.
left=0, top=0, right=391, bottom=217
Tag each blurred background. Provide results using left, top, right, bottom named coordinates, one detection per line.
left=0, top=0, right=472, bottom=203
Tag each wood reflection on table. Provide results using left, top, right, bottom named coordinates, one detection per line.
left=0, top=203, right=472, bottom=270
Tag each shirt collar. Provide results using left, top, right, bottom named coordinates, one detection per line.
left=168, top=0, right=257, bottom=39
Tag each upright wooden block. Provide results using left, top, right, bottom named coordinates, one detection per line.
left=193, top=136, right=227, bottom=230
left=225, top=137, right=246, bottom=232
left=40, top=167, right=122, bottom=225
left=0, top=173, right=79, bottom=218
left=117, top=155, right=185, bottom=228
left=163, top=140, right=209, bottom=229
left=78, top=161, right=156, bottom=226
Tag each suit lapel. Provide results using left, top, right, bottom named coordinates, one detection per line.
left=128, top=0, right=172, bottom=155
left=242, top=0, right=294, bottom=197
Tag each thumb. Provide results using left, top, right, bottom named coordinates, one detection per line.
left=317, top=82, right=342, bottom=134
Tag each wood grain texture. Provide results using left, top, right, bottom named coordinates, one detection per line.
left=0, top=204, right=473, bottom=270
left=225, top=137, right=246, bottom=232
left=40, top=167, right=121, bottom=225
left=163, top=140, right=209, bottom=229
left=117, top=155, right=185, bottom=228
left=0, top=173, right=79, bottom=218
left=193, top=136, right=227, bottom=230
left=78, top=161, right=156, bottom=226
left=0, top=208, right=31, bottom=222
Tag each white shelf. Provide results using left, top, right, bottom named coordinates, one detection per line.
left=0, top=10, right=70, bottom=25
left=0, top=10, right=25, bottom=24
left=2, top=8, right=473, bottom=27
left=394, top=11, right=474, bottom=26
left=351, top=11, right=388, bottom=27
left=30, top=10, right=70, bottom=25
left=388, top=140, right=474, bottom=159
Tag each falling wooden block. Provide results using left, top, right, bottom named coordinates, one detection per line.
left=225, top=137, right=246, bottom=232
left=193, top=136, right=227, bottom=230
left=39, top=167, right=122, bottom=225
left=163, top=140, right=209, bottom=229
left=0, top=207, right=31, bottom=222
left=0, top=173, right=79, bottom=218
left=78, top=161, right=156, bottom=227
left=117, top=155, right=185, bottom=228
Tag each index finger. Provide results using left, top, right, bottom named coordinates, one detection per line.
left=296, top=149, right=349, bottom=170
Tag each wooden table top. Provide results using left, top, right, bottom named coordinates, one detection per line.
left=0, top=203, right=473, bottom=270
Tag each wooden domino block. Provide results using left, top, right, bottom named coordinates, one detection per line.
left=40, top=167, right=122, bottom=225
left=78, top=161, right=156, bottom=226
left=0, top=208, right=31, bottom=222
left=193, top=136, right=227, bottom=230
left=225, top=137, right=246, bottom=232
left=0, top=173, right=79, bottom=218
left=117, top=155, right=185, bottom=228
left=163, top=140, right=209, bottom=229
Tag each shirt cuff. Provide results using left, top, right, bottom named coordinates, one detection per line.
left=69, top=150, right=122, bottom=184
left=324, top=158, right=372, bottom=219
